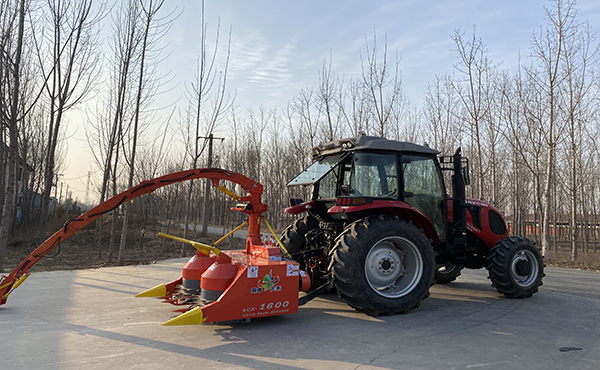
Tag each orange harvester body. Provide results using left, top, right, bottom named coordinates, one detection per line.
left=0, top=168, right=311, bottom=325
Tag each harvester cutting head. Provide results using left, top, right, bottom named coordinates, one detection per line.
left=136, top=228, right=311, bottom=325
left=133, top=173, right=313, bottom=325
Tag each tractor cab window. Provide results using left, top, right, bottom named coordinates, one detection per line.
left=402, top=155, right=446, bottom=239
left=347, top=152, right=398, bottom=199
left=287, top=154, right=346, bottom=187
left=317, top=166, right=339, bottom=199
left=317, top=155, right=355, bottom=200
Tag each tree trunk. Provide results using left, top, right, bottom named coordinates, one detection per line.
left=0, top=0, right=25, bottom=271
left=119, top=0, right=158, bottom=265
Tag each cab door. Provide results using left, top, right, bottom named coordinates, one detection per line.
left=401, top=154, right=447, bottom=240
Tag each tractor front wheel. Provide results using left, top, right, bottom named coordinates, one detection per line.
left=487, top=236, right=544, bottom=298
left=331, top=215, right=435, bottom=316
left=280, top=215, right=319, bottom=258
left=435, top=265, right=464, bottom=284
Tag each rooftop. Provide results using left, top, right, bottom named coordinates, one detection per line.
left=311, top=135, right=440, bottom=159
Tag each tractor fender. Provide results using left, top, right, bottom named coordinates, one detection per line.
left=284, top=201, right=316, bottom=215
left=328, top=200, right=440, bottom=243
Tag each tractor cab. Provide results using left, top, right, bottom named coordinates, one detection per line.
left=287, top=136, right=448, bottom=242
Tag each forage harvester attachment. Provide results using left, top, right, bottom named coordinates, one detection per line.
left=135, top=173, right=311, bottom=325
left=0, top=168, right=311, bottom=326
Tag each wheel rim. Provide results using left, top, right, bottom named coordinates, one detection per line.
left=510, top=249, right=539, bottom=287
left=364, top=236, right=423, bottom=298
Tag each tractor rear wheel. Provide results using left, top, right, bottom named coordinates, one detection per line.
left=331, top=214, right=435, bottom=316
left=487, top=236, right=544, bottom=298
left=435, top=265, right=463, bottom=284
left=280, top=215, right=319, bottom=258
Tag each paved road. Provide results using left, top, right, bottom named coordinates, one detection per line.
left=1, top=260, right=599, bottom=370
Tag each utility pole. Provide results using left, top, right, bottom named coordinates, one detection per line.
left=58, top=182, right=63, bottom=205
left=85, top=171, right=91, bottom=206
left=53, top=174, right=61, bottom=214
left=198, top=133, right=224, bottom=234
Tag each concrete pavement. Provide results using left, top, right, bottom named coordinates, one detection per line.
left=1, top=260, right=599, bottom=370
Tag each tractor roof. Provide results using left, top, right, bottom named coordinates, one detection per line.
left=311, top=134, right=440, bottom=159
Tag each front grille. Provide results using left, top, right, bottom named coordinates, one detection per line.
left=468, top=206, right=482, bottom=230
left=488, top=210, right=507, bottom=235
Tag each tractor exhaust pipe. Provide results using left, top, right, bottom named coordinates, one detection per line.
left=452, top=147, right=466, bottom=202
left=451, top=148, right=468, bottom=247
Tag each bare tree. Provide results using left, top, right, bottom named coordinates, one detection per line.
left=36, top=0, right=105, bottom=240
left=560, top=18, right=599, bottom=260
left=89, top=0, right=140, bottom=261
left=18, top=103, right=48, bottom=227
left=0, top=0, right=27, bottom=270
left=316, top=54, right=343, bottom=141
left=181, top=0, right=232, bottom=248
left=118, top=0, right=173, bottom=265
left=338, top=78, right=367, bottom=136
left=292, top=87, right=321, bottom=148
left=451, top=27, right=497, bottom=201
left=528, top=0, right=578, bottom=258
left=360, top=32, right=402, bottom=137
left=497, top=69, right=531, bottom=237
left=423, top=74, right=462, bottom=155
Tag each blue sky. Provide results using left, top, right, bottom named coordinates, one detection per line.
left=165, top=0, right=600, bottom=109
left=65, top=0, right=600, bottom=202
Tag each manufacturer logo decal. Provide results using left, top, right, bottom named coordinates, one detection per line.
left=251, top=270, right=281, bottom=293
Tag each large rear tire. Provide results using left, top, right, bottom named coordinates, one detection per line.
left=331, top=214, right=435, bottom=316
left=487, top=236, right=544, bottom=298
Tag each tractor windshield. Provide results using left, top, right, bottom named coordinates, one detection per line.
left=348, top=152, right=399, bottom=198
left=286, top=154, right=346, bottom=186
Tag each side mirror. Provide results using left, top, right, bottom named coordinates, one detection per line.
left=463, top=165, right=470, bottom=186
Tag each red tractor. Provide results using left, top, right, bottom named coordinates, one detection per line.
left=282, top=135, right=544, bottom=315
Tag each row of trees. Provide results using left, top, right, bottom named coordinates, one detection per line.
left=1, top=0, right=599, bottom=271
left=0, top=0, right=176, bottom=269
left=211, top=0, right=600, bottom=260
left=217, top=0, right=600, bottom=261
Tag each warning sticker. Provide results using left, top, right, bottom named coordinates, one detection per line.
left=247, top=266, right=259, bottom=278
left=286, top=264, right=299, bottom=277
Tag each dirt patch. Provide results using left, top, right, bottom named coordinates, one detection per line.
left=2, top=219, right=246, bottom=273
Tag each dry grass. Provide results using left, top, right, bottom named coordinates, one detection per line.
left=2, top=217, right=245, bottom=273
left=545, top=245, right=600, bottom=272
